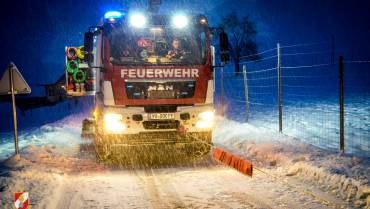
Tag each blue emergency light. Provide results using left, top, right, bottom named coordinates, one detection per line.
left=104, top=11, right=124, bottom=20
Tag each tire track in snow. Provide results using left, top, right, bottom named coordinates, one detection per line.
left=132, top=168, right=172, bottom=209
left=149, top=167, right=217, bottom=209
left=145, top=168, right=189, bottom=208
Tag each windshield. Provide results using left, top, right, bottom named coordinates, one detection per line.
left=109, top=26, right=207, bottom=65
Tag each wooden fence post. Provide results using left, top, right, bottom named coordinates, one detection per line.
left=277, top=43, right=282, bottom=133
left=243, top=65, right=250, bottom=122
left=339, top=56, right=345, bottom=152
left=221, top=65, right=225, bottom=116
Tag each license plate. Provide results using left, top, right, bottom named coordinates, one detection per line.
left=148, top=113, right=175, bottom=120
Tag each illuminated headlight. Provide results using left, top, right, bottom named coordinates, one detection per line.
left=198, top=110, right=215, bottom=121
left=196, top=110, right=215, bottom=129
left=104, top=113, right=126, bottom=133
left=196, top=121, right=213, bottom=129
left=172, top=15, right=188, bottom=29
left=129, top=14, right=147, bottom=28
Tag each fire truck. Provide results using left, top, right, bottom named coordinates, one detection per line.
left=65, top=3, right=229, bottom=161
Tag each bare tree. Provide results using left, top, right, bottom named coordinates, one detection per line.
left=220, top=12, right=260, bottom=75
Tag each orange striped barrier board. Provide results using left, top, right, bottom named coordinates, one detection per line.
left=213, top=147, right=253, bottom=177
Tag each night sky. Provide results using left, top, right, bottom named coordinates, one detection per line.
left=1, top=0, right=370, bottom=132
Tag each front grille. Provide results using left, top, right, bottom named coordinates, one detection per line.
left=143, top=120, right=180, bottom=130
left=125, top=81, right=195, bottom=99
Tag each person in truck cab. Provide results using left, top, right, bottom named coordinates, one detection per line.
left=122, top=44, right=135, bottom=57
left=166, top=38, right=186, bottom=59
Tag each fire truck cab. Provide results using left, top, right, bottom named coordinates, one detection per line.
left=66, top=7, right=229, bottom=161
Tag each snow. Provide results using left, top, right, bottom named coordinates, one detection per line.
left=214, top=117, right=369, bottom=207
left=0, top=113, right=85, bottom=161
left=0, top=114, right=369, bottom=208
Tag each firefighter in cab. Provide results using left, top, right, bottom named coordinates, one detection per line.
left=166, top=38, right=186, bottom=59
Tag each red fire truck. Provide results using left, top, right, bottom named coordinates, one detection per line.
left=65, top=5, right=229, bottom=161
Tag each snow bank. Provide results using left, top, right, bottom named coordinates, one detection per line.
left=214, top=117, right=370, bottom=208
left=0, top=143, right=106, bottom=208
left=0, top=113, right=85, bottom=161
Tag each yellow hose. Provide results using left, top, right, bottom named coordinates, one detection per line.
left=77, top=46, right=85, bottom=59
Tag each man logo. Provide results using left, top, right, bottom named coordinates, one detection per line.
left=14, top=192, right=29, bottom=209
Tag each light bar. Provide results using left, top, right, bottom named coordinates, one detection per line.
left=172, top=15, right=188, bottom=29
left=129, top=14, right=147, bottom=28
left=104, top=11, right=123, bottom=19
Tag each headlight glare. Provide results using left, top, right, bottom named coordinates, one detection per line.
left=198, top=110, right=215, bottom=121
left=172, top=15, right=188, bottom=29
left=196, top=121, right=213, bottom=129
left=129, top=14, right=147, bottom=28
left=104, top=113, right=126, bottom=133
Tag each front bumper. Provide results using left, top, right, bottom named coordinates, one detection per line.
left=97, top=104, right=214, bottom=135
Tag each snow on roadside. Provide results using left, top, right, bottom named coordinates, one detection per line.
left=0, top=142, right=105, bottom=207
left=0, top=113, right=86, bottom=161
left=213, top=117, right=370, bottom=208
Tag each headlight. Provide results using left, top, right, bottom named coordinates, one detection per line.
left=198, top=110, right=215, bottom=121
left=196, top=121, right=213, bottom=129
left=172, top=15, right=188, bottom=29
left=129, top=14, right=147, bottom=28
left=196, top=110, right=215, bottom=129
left=104, top=113, right=126, bottom=133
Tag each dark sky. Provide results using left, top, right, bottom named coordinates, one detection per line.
left=0, top=0, right=370, bottom=131
left=1, top=0, right=370, bottom=82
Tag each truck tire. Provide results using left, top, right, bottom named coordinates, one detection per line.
left=94, top=134, right=111, bottom=162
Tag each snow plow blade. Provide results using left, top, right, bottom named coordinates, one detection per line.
left=213, top=147, right=253, bottom=177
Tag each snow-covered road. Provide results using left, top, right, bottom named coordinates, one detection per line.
left=42, top=166, right=350, bottom=209
left=0, top=142, right=360, bottom=209
left=0, top=115, right=368, bottom=208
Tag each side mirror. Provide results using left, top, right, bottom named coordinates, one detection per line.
left=84, top=32, right=94, bottom=63
left=219, top=31, right=229, bottom=63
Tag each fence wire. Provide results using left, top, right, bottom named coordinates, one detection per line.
left=343, top=61, right=370, bottom=155
left=215, top=42, right=370, bottom=157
